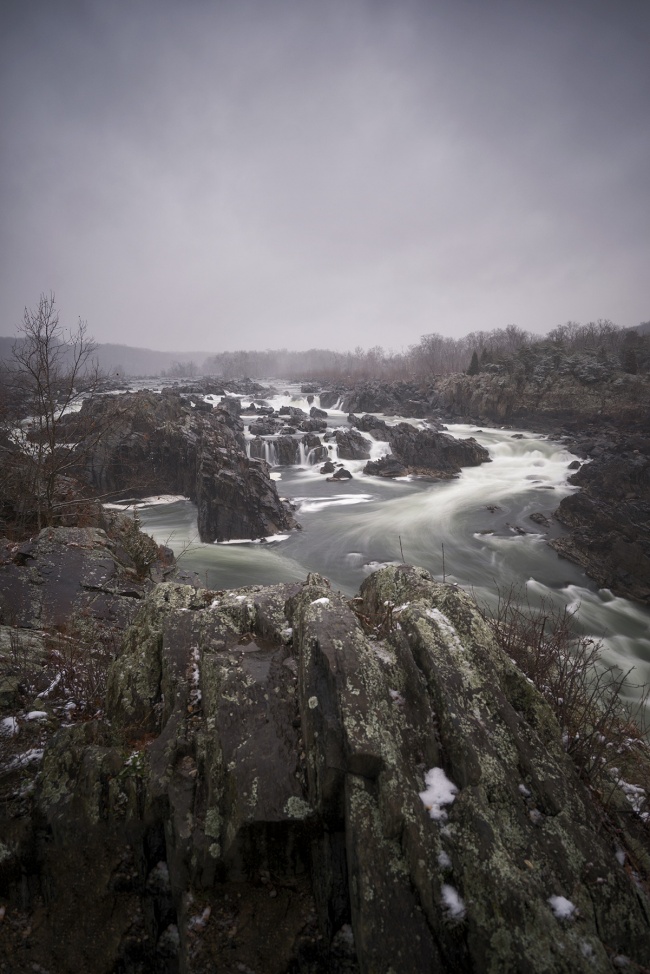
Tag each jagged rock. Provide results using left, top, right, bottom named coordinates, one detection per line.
left=328, top=467, right=352, bottom=481
left=219, top=396, right=241, bottom=417
left=9, top=567, right=648, bottom=973
left=302, top=433, right=329, bottom=465
left=319, top=391, right=342, bottom=409
left=353, top=415, right=489, bottom=477
left=548, top=440, right=650, bottom=603
left=278, top=405, right=308, bottom=421
left=326, top=429, right=372, bottom=461
left=363, top=456, right=408, bottom=478
left=299, top=417, right=328, bottom=433
left=386, top=423, right=489, bottom=476
left=79, top=391, right=295, bottom=543
left=249, top=415, right=284, bottom=435
left=320, top=460, right=336, bottom=474
left=273, top=435, right=300, bottom=465
left=309, top=406, right=328, bottom=420
left=197, top=453, right=295, bottom=541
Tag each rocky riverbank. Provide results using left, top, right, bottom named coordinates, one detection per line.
left=1, top=564, right=648, bottom=973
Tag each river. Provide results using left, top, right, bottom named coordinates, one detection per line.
left=118, top=384, right=650, bottom=708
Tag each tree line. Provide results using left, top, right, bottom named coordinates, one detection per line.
left=204, top=319, right=648, bottom=380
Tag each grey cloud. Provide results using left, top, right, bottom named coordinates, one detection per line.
left=1, top=0, right=648, bottom=352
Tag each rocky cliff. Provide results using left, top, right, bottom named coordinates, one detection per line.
left=75, top=390, right=296, bottom=543
left=1, top=566, right=648, bottom=973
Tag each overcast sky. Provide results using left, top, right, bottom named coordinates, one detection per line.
left=1, top=0, right=648, bottom=353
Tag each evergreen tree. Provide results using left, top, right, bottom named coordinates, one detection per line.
left=467, top=350, right=480, bottom=375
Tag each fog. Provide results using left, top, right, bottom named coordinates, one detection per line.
left=1, top=0, right=648, bottom=352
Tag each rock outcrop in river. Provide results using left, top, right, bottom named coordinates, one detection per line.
left=74, top=390, right=296, bottom=543
left=353, top=414, right=490, bottom=477
left=2, top=565, right=647, bottom=972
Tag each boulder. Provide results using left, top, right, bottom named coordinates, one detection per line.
left=363, top=456, right=408, bottom=478
left=298, top=418, right=328, bottom=433
left=328, top=467, right=352, bottom=481
left=274, top=435, right=300, bottom=466
left=278, top=406, right=308, bottom=421
left=250, top=416, right=284, bottom=435
left=327, top=429, right=373, bottom=461
left=319, top=391, right=342, bottom=410
left=301, top=433, right=329, bottom=465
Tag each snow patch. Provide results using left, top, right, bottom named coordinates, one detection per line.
left=1, top=717, right=19, bottom=737
left=425, top=608, right=465, bottom=652
left=419, top=767, right=459, bottom=821
left=310, top=597, right=330, bottom=606
left=441, top=884, right=466, bottom=919
left=548, top=895, right=577, bottom=920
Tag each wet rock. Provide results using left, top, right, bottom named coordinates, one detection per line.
left=249, top=416, right=284, bottom=435
left=326, top=429, right=372, bottom=461
left=298, top=418, right=328, bottom=433
left=386, top=423, right=490, bottom=476
left=274, top=435, right=300, bottom=466
left=363, top=456, right=408, bottom=478
left=302, top=433, right=329, bottom=465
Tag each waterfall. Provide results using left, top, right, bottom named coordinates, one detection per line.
left=263, top=439, right=278, bottom=466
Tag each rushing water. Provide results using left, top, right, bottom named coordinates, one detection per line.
left=121, top=384, right=650, bottom=705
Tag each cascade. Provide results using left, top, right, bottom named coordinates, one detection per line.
left=263, top=439, right=278, bottom=466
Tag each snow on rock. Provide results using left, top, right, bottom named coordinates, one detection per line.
left=425, top=607, right=465, bottom=652
left=1, top=716, right=19, bottom=736
left=419, top=767, right=459, bottom=821
left=548, top=895, right=577, bottom=920
left=441, top=883, right=466, bottom=920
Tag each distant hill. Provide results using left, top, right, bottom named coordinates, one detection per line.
left=635, top=321, right=650, bottom=336
left=0, top=338, right=211, bottom=377
left=88, top=343, right=211, bottom=376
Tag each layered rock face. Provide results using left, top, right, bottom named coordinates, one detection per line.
left=5, top=567, right=647, bottom=973
left=551, top=437, right=650, bottom=604
left=77, top=390, right=296, bottom=542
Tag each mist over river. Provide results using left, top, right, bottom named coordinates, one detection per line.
left=125, top=385, right=650, bottom=707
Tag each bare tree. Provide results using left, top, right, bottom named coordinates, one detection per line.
left=6, top=294, right=106, bottom=531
